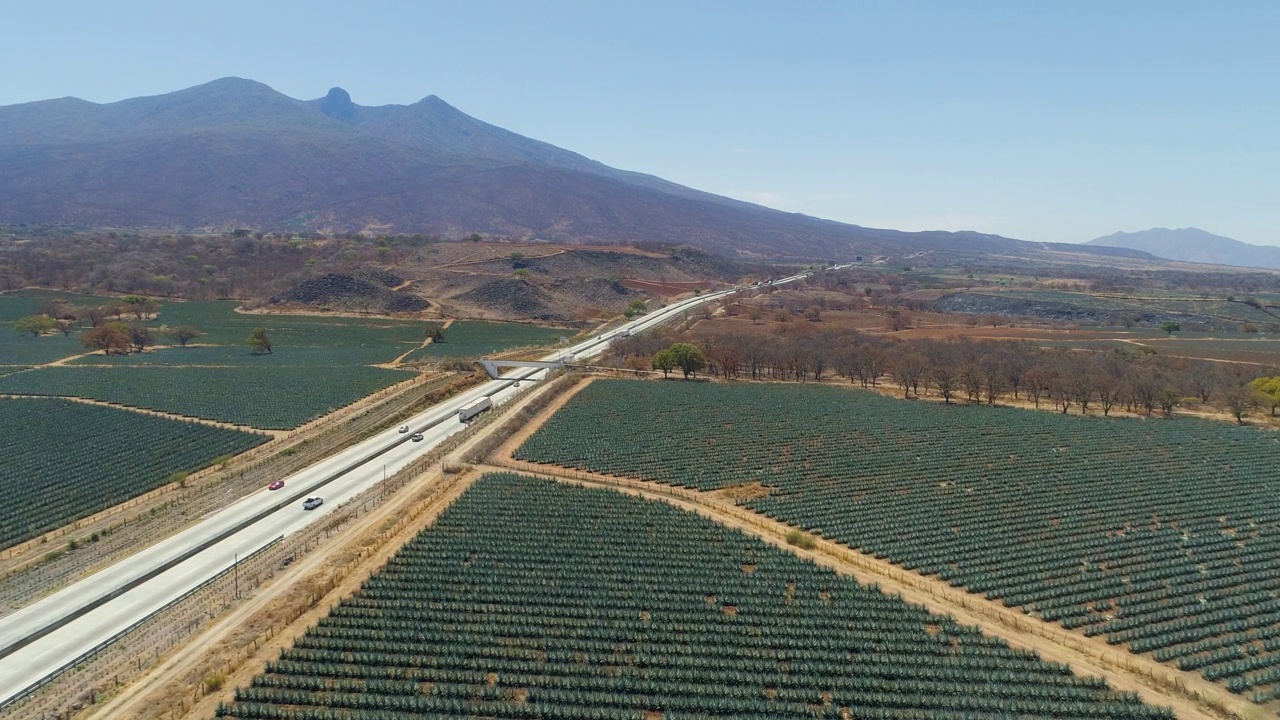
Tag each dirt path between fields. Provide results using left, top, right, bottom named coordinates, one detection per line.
left=480, top=385, right=1252, bottom=720
left=88, top=466, right=483, bottom=720
left=0, top=393, right=281, bottom=435
left=490, top=375, right=596, bottom=460
left=0, top=371, right=448, bottom=594
left=94, top=377, right=559, bottom=720
left=484, top=460, right=1245, bottom=720
left=389, top=318, right=454, bottom=367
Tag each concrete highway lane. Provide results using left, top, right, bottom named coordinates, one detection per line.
left=0, top=271, right=813, bottom=702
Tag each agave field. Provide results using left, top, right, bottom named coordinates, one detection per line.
left=146, top=300, right=428, bottom=350
left=70, top=344, right=408, bottom=367
left=517, top=380, right=1280, bottom=699
left=0, top=366, right=413, bottom=429
left=217, top=473, right=1167, bottom=719
left=403, top=320, right=567, bottom=361
left=0, top=289, right=115, bottom=323
left=0, top=397, right=268, bottom=549
left=0, top=334, right=83, bottom=366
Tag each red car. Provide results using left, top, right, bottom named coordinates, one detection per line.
left=268, top=480, right=285, bottom=491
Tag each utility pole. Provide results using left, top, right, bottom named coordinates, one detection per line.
left=234, top=552, right=239, bottom=599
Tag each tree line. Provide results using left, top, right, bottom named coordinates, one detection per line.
left=10, top=296, right=279, bottom=355
left=608, top=328, right=1280, bottom=424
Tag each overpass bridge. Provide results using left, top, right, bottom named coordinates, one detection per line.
left=478, top=357, right=572, bottom=379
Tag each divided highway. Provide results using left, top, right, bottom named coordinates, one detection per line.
left=0, top=270, right=814, bottom=703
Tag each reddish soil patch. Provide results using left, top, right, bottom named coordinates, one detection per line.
left=709, top=482, right=772, bottom=502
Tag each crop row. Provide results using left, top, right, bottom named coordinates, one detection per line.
left=515, top=380, right=1280, bottom=692
left=0, top=366, right=413, bottom=430
left=216, top=473, right=1167, bottom=719
left=0, top=334, right=82, bottom=365
left=71, top=344, right=412, bottom=368
left=403, top=321, right=566, bottom=361
left=143, top=300, right=427, bottom=348
left=0, top=397, right=267, bottom=549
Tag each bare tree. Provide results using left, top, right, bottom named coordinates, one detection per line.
left=1186, top=362, right=1222, bottom=404
left=930, top=365, right=957, bottom=404
left=1223, top=385, right=1253, bottom=424
left=893, top=351, right=927, bottom=398
left=1021, top=366, right=1050, bottom=408
left=1157, top=386, right=1180, bottom=417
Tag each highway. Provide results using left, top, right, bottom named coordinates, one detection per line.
left=0, top=270, right=813, bottom=703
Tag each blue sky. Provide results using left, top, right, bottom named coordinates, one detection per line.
left=6, top=1, right=1279, bottom=245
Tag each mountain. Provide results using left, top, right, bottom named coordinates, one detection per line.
left=1086, top=228, right=1280, bottom=270
left=0, top=77, right=1143, bottom=260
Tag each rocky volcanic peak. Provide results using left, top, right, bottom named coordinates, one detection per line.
left=318, top=87, right=358, bottom=122
left=0, top=77, right=1160, bottom=262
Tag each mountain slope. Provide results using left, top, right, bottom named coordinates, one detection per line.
left=1087, top=228, right=1280, bottom=269
left=0, top=77, right=1147, bottom=260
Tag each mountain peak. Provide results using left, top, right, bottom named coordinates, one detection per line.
left=0, top=76, right=1074, bottom=260
left=1086, top=228, right=1280, bottom=269
left=319, top=87, right=357, bottom=121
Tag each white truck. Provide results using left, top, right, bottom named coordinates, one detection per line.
left=458, top=397, right=492, bottom=423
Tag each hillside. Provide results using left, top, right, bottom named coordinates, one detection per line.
left=0, top=77, right=1145, bottom=262
left=1087, top=227, right=1280, bottom=269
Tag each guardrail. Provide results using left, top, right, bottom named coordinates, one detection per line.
left=0, top=388, right=491, bottom=664
left=0, top=534, right=284, bottom=712
left=0, top=279, right=774, bottom=705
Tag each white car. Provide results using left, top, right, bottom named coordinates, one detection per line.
left=398, top=425, right=409, bottom=433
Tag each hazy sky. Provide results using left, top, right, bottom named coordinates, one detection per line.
left=6, top=1, right=1279, bottom=246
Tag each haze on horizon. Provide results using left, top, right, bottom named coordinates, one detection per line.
left=7, top=1, right=1278, bottom=247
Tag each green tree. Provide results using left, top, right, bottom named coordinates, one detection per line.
left=1159, top=320, right=1181, bottom=336
left=247, top=327, right=273, bottom=354
left=120, top=295, right=157, bottom=320
left=1250, top=376, right=1280, bottom=417
left=13, top=314, right=57, bottom=337
left=652, top=349, right=676, bottom=378
left=667, top=342, right=707, bottom=380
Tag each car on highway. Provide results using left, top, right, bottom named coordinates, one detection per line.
left=267, top=480, right=285, bottom=491
left=398, top=425, right=410, bottom=433
left=302, top=497, right=323, bottom=510
left=410, top=433, right=424, bottom=442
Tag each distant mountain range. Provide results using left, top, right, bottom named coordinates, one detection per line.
left=0, top=77, right=1147, bottom=260
left=1086, top=228, right=1280, bottom=270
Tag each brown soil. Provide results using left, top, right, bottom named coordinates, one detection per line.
left=93, top=373, right=573, bottom=720
left=88, top=465, right=483, bottom=720
left=707, top=482, right=772, bottom=502
left=0, top=370, right=450, bottom=593
left=486, top=461, right=1242, bottom=720
left=387, top=318, right=454, bottom=367
left=489, top=376, right=596, bottom=462
left=485, top=390, right=1250, bottom=720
